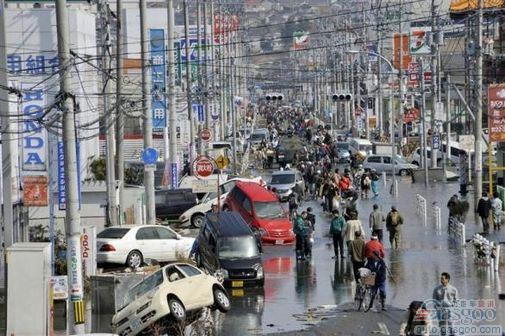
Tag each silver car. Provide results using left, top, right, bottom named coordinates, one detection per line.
left=268, top=169, right=305, bottom=201
left=363, top=155, right=418, bottom=176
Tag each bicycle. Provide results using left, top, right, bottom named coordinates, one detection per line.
left=354, top=269, right=376, bottom=312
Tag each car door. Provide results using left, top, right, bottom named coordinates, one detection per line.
left=135, top=227, right=160, bottom=260
left=295, top=172, right=305, bottom=192
left=365, top=156, right=381, bottom=172
left=382, top=156, right=392, bottom=173
left=241, top=196, right=254, bottom=226
left=155, top=226, right=179, bottom=261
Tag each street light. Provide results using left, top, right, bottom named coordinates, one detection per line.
left=346, top=50, right=398, bottom=196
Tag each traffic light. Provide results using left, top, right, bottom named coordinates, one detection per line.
left=265, top=93, right=283, bottom=101
left=331, top=92, right=353, bottom=102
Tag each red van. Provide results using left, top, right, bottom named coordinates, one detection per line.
left=224, top=181, right=295, bottom=245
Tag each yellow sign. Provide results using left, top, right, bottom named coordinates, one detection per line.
left=215, top=155, right=230, bottom=169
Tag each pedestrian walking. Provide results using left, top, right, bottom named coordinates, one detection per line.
left=294, top=211, right=308, bottom=260
left=491, top=191, right=502, bottom=230
left=365, top=251, right=388, bottom=311
left=386, top=206, right=404, bottom=249
left=348, top=231, right=366, bottom=281
left=477, top=192, right=492, bottom=234
left=361, top=173, right=371, bottom=199
left=344, top=212, right=365, bottom=249
left=329, top=209, right=346, bottom=259
left=369, top=204, right=386, bottom=242
left=364, top=234, right=385, bottom=259
left=432, top=272, right=458, bottom=336
left=371, top=169, right=380, bottom=197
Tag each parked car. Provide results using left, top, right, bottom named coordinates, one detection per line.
left=111, top=263, right=230, bottom=335
left=249, top=128, right=270, bottom=147
left=268, top=169, right=305, bottom=202
left=224, top=181, right=295, bottom=245
left=155, top=189, right=197, bottom=220
left=349, top=138, right=373, bottom=157
left=196, top=212, right=264, bottom=288
left=179, top=177, right=265, bottom=228
left=97, top=225, right=195, bottom=268
left=333, top=141, right=351, bottom=163
left=363, top=154, right=418, bottom=176
left=411, top=146, right=443, bottom=167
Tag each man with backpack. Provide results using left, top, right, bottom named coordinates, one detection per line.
left=386, top=206, right=404, bottom=249
left=293, top=211, right=308, bottom=260
left=330, top=209, right=346, bottom=258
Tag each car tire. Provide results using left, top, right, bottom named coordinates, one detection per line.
left=399, top=169, right=409, bottom=176
left=213, top=288, right=231, bottom=313
left=191, top=214, right=205, bottom=228
left=126, top=250, right=143, bottom=268
left=168, top=297, right=186, bottom=322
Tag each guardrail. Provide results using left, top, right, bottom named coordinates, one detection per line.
left=448, top=216, right=466, bottom=246
left=416, top=194, right=427, bottom=226
left=470, top=234, right=500, bottom=272
left=432, top=202, right=442, bottom=234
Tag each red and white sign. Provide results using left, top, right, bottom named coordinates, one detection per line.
left=488, top=84, right=505, bottom=142
left=200, top=129, right=212, bottom=142
left=192, top=156, right=214, bottom=179
left=403, top=107, right=419, bottom=123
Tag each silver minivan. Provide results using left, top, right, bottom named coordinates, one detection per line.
left=363, top=155, right=418, bottom=176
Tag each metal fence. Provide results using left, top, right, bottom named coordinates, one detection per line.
left=448, top=216, right=466, bottom=246
left=432, top=203, right=442, bottom=234
left=470, top=234, right=501, bottom=272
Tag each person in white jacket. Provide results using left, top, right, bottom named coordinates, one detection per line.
left=344, top=212, right=365, bottom=249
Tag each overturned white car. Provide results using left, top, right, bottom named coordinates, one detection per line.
left=111, top=263, right=230, bottom=336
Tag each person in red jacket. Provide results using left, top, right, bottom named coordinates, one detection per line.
left=365, top=234, right=385, bottom=259
left=339, top=173, right=351, bottom=192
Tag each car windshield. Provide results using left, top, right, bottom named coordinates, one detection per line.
left=336, top=143, right=349, bottom=150
left=395, top=155, right=408, bottom=164
left=97, top=228, right=130, bottom=239
left=360, top=145, right=372, bottom=153
left=254, top=201, right=286, bottom=219
left=250, top=133, right=266, bottom=141
left=123, top=270, right=163, bottom=309
left=218, top=236, right=259, bottom=259
left=270, top=174, right=295, bottom=184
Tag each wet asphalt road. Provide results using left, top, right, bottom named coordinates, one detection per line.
left=211, top=164, right=505, bottom=335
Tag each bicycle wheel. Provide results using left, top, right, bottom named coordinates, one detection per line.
left=354, top=284, right=364, bottom=311
left=363, top=288, right=374, bottom=312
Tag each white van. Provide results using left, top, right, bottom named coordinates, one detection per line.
left=349, top=138, right=373, bottom=157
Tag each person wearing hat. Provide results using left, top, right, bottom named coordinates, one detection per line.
left=386, top=206, right=404, bottom=249
left=365, top=233, right=385, bottom=259
left=477, top=192, right=492, bottom=234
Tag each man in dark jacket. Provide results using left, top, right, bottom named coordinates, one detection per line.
left=294, top=211, right=308, bottom=260
left=330, top=209, right=346, bottom=258
left=477, top=192, right=492, bottom=234
left=365, top=251, right=388, bottom=311
left=386, top=206, right=404, bottom=249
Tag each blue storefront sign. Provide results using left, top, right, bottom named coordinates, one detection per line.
left=150, top=29, right=167, bottom=131
left=57, top=141, right=81, bottom=210
left=193, top=104, right=205, bottom=124
left=171, top=163, right=178, bottom=189
left=432, top=133, right=441, bottom=150
left=22, top=85, right=47, bottom=171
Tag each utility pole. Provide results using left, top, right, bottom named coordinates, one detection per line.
left=443, top=74, right=451, bottom=183
left=184, top=0, right=195, bottom=164
left=140, top=0, right=155, bottom=224
left=231, top=29, right=238, bottom=175
left=209, top=0, right=217, bottom=140
left=392, top=0, right=402, bottom=195
left=196, top=0, right=203, bottom=155
left=203, top=0, right=210, bottom=135
left=115, top=0, right=124, bottom=224
left=420, top=58, right=429, bottom=187
left=1, top=0, right=13, bottom=329
left=474, top=0, right=484, bottom=206
left=100, top=1, right=118, bottom=227
left=55, top=0, right=85, bottom=332
left=167, top=0, right=177, bottom=189
left=430, top=0, right=439, bottom=168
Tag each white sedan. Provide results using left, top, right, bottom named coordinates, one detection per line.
left=97, top=225, right=195, bottom=268
left=112, top=263, right=230, bottom=336
left=179, top=177, right=265, bottom=228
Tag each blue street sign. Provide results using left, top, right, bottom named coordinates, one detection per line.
left=171, top=163, right=178, bottom=189
left=432, top=133, right=441, bottom=150
left=193, top=104, right=205, bottom=124
left=142, top=147, right=159, bottom=165
left=57, top=141, right=81, bottom=211
left=150, top=29, right=167, bottom=131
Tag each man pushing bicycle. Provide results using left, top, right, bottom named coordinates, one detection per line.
left=365, top=250, right=387, bottom=311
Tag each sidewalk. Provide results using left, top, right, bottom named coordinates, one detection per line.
left=273, top=302, right=405, bottom=336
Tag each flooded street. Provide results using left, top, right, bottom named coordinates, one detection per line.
left=213, top=173, right=505, bottom=335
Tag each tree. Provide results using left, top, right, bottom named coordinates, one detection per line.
left=90, top=158, right=106, bottom=181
